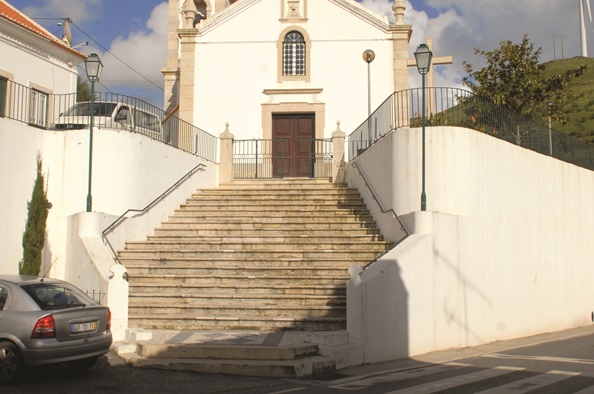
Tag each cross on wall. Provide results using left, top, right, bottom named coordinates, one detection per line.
left=407, top=38, right=454, bottom=115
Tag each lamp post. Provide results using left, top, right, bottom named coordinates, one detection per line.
left=363, top=49, right=375, bottom=143
left=84, top=53, right=103, bottom=212
left=414, top=43, right=433, bottom=212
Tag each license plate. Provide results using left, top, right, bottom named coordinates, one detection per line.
left=71, top=321, right=97, bottom=333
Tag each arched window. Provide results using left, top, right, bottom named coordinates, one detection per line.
left=283, top=31, right=305, bottom=76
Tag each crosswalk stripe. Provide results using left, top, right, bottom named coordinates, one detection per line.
left=383, top=366, right=525, bottom=394
left=475, top=370, right=581, bottom=393
left=328, top=362, right=473, bottom=390
left=482, top=353, right=594, bottom=365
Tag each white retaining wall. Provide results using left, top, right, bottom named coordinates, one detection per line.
left=0, top=118, right=218, bottom=339
left=346, top=126, right=594, bottom=363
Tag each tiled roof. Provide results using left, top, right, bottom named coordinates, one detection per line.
left=0, top=0, right=85, bottom=58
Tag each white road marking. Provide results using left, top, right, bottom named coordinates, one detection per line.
left=269, top=388, right=308, bottom=394
left=383, top=366, right=525, bottom=394
left=328, top=362, right=471, bottom=391
left=482, top=353, right=594, bottom=365
left=475, top=370, right=581, bottom=393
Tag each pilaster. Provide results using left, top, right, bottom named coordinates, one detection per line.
left=178, top=29, right=198, bottom=126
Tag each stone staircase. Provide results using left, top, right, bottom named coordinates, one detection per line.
left=119, top=178, right=389, bottom=332
left=116, top=178, right=388, bottom=377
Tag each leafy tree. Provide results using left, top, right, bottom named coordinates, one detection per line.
left=20, top=153, right=50, bottom=276
left=462, top=34, right=588, bottom=124
left=77, top=76, right=92, bottom=102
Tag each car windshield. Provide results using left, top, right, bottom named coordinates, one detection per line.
left=21, top=283, right=97, bottom=310
left=63, top=102, right=117, bottom=117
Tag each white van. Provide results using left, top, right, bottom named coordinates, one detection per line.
left=51, top=101, right=162, bottom=137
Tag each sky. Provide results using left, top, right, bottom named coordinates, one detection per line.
left=7, top=0, right=593, bottom=108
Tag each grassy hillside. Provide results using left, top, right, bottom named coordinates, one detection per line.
left=532, top=57, right=594, bottom=144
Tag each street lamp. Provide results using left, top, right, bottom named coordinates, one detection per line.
left=84, top=53, right=103, bottom=212
left=414, top=43, right=433, bottom=212
left=363, top=49, right=375, bottom=144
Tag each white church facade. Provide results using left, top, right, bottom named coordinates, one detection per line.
left=163, top=0, right=412, bottom=145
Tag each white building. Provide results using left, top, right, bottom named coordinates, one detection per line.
left=0, top=0, right=85, bottom=271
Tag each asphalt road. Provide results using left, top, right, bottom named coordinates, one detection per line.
left=8, top=326, right=594, bottom=393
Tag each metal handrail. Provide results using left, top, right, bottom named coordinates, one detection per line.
left=348, top=87, right=594, bottom=172
left=101, top=163, right=207, bottom=264
left=351, top=161, right=410, bottom=268
left=0, top=79, right=218, bottom=162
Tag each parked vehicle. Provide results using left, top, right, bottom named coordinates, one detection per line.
left=0, top=275, right=112, bottom=383
left=51, top=101, right=162, bottom=136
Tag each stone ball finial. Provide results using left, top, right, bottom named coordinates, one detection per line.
left=182, top=0, right=198, bottom=28
left=392, top=0, right=406, bottom=25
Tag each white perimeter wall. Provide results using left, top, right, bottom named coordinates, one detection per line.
left=346, top=126, right=594, bottom=363
left=0, top=117, right=217, bottom=279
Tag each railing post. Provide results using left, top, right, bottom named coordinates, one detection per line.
left=332, top=121, right=346, bottom=183
left=219, top=122, right=234, bottom=184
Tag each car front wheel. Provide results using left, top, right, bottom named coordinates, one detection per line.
left=0, top=341, right=25, bottom=383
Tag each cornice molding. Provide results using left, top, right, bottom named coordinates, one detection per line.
left=263, top=88, right=323, bottom=95
left=197, top=0, right=262, bottom=35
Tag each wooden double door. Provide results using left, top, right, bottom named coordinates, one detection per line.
left=272, top=113, right=315, bottom=178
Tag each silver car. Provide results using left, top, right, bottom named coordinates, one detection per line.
left=0, top=275, right=112, bottom=383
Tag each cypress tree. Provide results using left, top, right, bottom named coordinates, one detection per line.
left=20, top=153, right=49, bottom=276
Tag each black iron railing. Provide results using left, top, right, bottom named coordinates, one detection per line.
left=0, top=79, right=218, bottom=162
left=348, top=87, right=594, bottom=171
left=233, top=138, right=332, bottom=179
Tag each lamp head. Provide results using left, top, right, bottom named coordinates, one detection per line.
left=414, top=43, right=433, bottom=75
left=84, top=53, right=103, bottom=82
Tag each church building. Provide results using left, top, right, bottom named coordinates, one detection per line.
left=162, top=0, right=412, bottom=145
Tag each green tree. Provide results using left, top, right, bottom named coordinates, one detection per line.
left=462, top=34, right=588, bottom=124
left=77, top=76, right=92, bottom=102
left=20, top=153, right=50, bottom=276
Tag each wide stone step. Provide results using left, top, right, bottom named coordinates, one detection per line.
left=184, top=198, right=365, bottom=206
left=166, top=214, right=374, bottom=224
left=174, top=207, right=371, bottom=216
left=120, top=257, right=368, bottom=268
left=192, top=189, right=361, bottom=197
left=163, top=220, right=378, bottom=230
left=138, top=342, right=320, bottom=361
left=129, top=292, right=344, bottom=307
left=128, top=274, right=347, bottom=286
left=128, top=304, right=346, bottom=318
left=119, top=250, right=383, bottom=260
left=125, top=240, right=389, bottom=252
left=146, top=234, right=383, bottom=242
left=161, top=218, right=376, bottom=231
left=152, top=227, right=382, bottom=237
left=129, top=292, right=344, bottom=306
left=128, top=283, right=345, bottom=296
left=123, top=264, right=353, bottom=276
left=130, top=354, right=335, bottom=378
left=128, top=315, right=346, bottom=331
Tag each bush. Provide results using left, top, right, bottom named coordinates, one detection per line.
left=20, top=153, right=49, bottom=276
